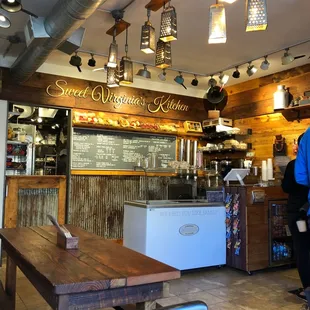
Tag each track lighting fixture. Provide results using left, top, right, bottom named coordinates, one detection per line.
left=174, top=72, right=187, bottom=89
left=107, top=66, right=119, bottom=88
left=69, top=52, right=82, bottom=72
left=120, top=27, right=133, bottom=85
left=108, top=29, right=118, bottom=68
left=232, top=67, right=240, bottom=78
left=160, top=1, right=177, bottom=42
left=208, top=3, right=227, bottom=44
left=219, top=72, right=229, bottom=85
left=136, top=64, right=151, bottom=79
left=0, top=9, right=10, bottom=28
left=246, top=62, right=257, bottom=77
left=140, top=9, right=156, bottom=54
left=245, top=0, right=267, bottom=32
left=281, top=48, right=306, bottom=65
left=88, top=54, right=96, bottom=67
left=260, top=56, right=270, bottom=70
left=158, top=69, right=167, bottom=81
left=155, top=40, right=172, bottom=69
left=191, top=75, right=198, bottom=86
left=208, top=76, right=217, bottom=88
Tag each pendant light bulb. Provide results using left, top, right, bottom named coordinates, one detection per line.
left=140, top=9, right=156, bottom=54
left=155, top=40, right=172, bottom=69
left=107, top=66, right=119, bottom=88
left=246, top=0, right=268, bottom=32
left=120, top=27, right=133, bottom=85
left=208, top=3, right=227, bottom=44
left=160, top=2, right=177, bottom=42
left=107, top=38, right=118, bottom=68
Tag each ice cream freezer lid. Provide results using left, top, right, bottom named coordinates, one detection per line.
left=124, top=200, right=225, bottom=208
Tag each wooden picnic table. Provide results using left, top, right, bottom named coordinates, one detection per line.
left=0, top=225, right=180, bottom=310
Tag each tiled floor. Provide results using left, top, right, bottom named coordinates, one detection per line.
left=0, top=265, right=306, bottom=310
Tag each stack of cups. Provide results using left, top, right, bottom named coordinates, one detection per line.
left=262, top=160, right=268, bottom=181
left=267, top=158, right=274, bottom=180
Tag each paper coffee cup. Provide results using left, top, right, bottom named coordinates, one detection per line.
left=297, top=220, right=307, bottom=232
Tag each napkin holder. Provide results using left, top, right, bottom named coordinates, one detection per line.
left=57, top=232, right=79, bottom=250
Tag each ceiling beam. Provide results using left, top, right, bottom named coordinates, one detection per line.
left=145, top=0, right=167, bottom=12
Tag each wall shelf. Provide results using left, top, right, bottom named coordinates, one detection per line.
left=283, top=103, right=310, bottom=122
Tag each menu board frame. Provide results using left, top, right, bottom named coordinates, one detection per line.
left=71, top=127, right=177, bottom=171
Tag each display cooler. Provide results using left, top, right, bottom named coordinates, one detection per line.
left=268, top=199, right=294, bottom=266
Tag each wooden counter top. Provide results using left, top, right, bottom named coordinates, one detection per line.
left=6, top=175, right=66, bottom=179
left=71, top=170, right=205, bottom=177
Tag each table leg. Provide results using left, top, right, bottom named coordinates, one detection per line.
left=163, top=282, right=170, bottom=298
left=57, top=295, right=69, bottom=310
left=5, top=256, right=16, bottom=309
left=137, top=300, right=157, bottom=310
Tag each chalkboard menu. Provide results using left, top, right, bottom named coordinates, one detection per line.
left=72, top=128, right=177, bottom=170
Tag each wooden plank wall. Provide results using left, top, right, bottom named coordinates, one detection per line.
left=222, top=64, right=310, bottom=164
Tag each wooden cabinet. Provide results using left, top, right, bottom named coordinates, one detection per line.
left=225, top=186, right=288, bottom=273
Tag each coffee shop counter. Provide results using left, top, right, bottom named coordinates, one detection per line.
left=225, top=185, right=289, bottom=274
left=123, top=199, right=226, bottom=270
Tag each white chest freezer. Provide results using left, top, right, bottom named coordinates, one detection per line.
left=123, top=200, right=226, bottom=270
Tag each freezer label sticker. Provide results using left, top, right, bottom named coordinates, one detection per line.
left=160, top=209, right=219, bottom=217
left=179, top=224, right=199, bottom=236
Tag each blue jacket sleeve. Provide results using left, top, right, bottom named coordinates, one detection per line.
left=295, top=128, right=310, bottom=187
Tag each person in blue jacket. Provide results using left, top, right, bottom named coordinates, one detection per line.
left=296, top=128, right=310, bottom=199
left=295, top=127, right=310, bottom=310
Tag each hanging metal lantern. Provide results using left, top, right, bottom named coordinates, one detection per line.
left=140, top=9, right=156, bottom=54
left=120, top=27, right=133, bottom=85
left=208, top=4, right=227, bottom=44
left=120, top=56, right=133, bottom=85
left=107, top=40, right=118, bottom=68
left=160, top=5, right=177, bottom=42
left=246, top=0, right=268, bottom=32
left=155, top=40, right=172, bottom=69
left=107, top=66, right=119, bottom=88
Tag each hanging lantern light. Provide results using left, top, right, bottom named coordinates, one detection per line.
left=108, top=28, right=118, bottom=68
left=155, top=40, right=172, bottom=69
left=159, top=2, right=177, bottom=42
left=208, top=3, right=227, bottom=44
left=140, top=9, right=156, bottom=54
left=246, top=0, right=268, bottom=32
left=120, top=27, right=133, bottom=85
left=107, top=66, right=119, bottom=88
